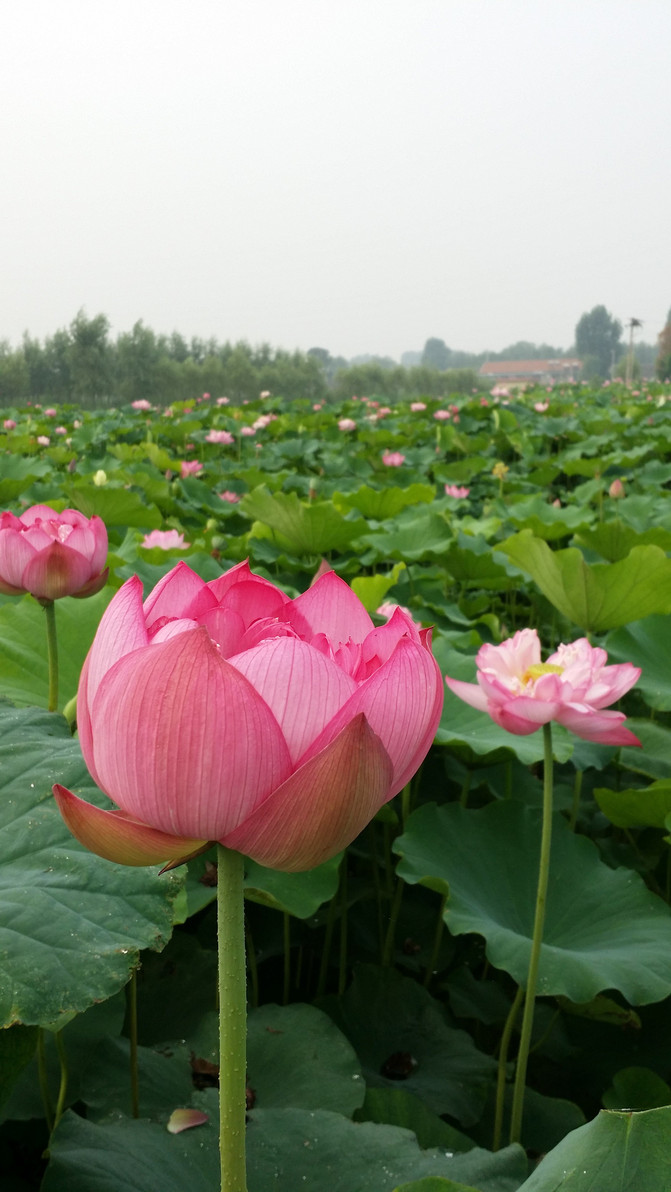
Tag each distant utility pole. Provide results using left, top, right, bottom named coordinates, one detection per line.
left=625, top=318, right=643, bottom=387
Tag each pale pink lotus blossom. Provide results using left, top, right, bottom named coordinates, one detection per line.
left=444, top=484, right=470, bottom=498
left=216, top=396, right=230, bottom=405
left=0, top=505, right=108, bottom=601
left=534, top=401, right=549, bottom=413
left=54, top=562, right=443, bottom=872
left=206, top=429, right=235, bottom=444
left=445, top=628, right=640, bottom=745
left=434, top=409, right=451, bottom=421
left=202, top=392, right=211, bottom=400
left=490, top=386, right=509, bottom=398
left=480, top=397, right=490, bottom=406
left=338, top=419, right=357, bottom=432
left=377, top=407, right=391, bottom=417
left=381, top=452, right=405, bottom=467
left=253, top=415, right=273, bottom=430
left=376, top=600, right=415, bottom=622
left=131, top=399, right=152, bottom=411
left=37, top=435, right=50, bottom=446
left=55, top=426, right=68, bottom=435
left=180, top=460, right=203, bottom=478
left=73, top=420, right=82, bottom=428
left=313, top=403, right=323, bottom=410
left=259, top=390, right=271, bottom=398
left=410, top=402, right=427, bottom=411
left=44, top=408, right=57, bottom=417
left=141, top=530, right=188, bottom=550
left=218, top=490, right=240, bottom=503
left=240, top=426, right=256, bottom=437
left=163, top=408, right=174, bottom=417
left=609, top=479, right=625, bottom=498
left=3, top=419, right=16, bottom=430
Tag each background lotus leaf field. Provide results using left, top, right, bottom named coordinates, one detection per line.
left=1, top=378, right=671, bottom=1190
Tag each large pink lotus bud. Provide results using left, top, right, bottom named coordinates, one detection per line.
left=0, top=505, right=108, bottom=602
left=446, top=628, right=640, bottom=746
left=55, top=562, right=443, bottom=872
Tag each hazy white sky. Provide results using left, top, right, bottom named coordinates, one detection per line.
left=1, top=0, right=669, bottom=359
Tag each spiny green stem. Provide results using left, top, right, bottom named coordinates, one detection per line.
left=37, top=1029, right=54, bottom=1132
left=423, top=893, right=447, bottom=987
left=216, top=845, right=247, bottom=1192
left=127, top=970, right=140, bottom=1118
left=52, top=1030, right=69, bottom=1133
left=492, top=987, right=524, bottom=1151
left=44, top=601, right=58, bottom=713
left=509, top=721, right=554, bottom=1147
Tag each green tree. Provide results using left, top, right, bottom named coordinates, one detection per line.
left=0, top=342, right=30, bottom=404
left=115, top=320, right=162, bottom=404
left=421, top=337, right=451, bottom=370
left=68, top=310, right=112, bottom=401
left=575, top=305, right=622, bottom=377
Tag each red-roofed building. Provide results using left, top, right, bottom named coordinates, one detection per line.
left=479, top=359, right=581, bottom=385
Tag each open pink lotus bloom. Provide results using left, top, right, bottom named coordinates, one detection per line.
left=205, top=429, right=235, bottom=445
left=0, top=505, right=108, bottom=602
left=180, top=460, right=203, bottom=478
left=381, top=452, right=405, bottom=467
left=444, top=484, right=470, bottom=499
left=445, top=628, right=640, bottom=745
left=338, top=418, right=357, bottom=432
left=141, top=529, right=188, bottom=551
left=55, top=562, right=443, bottom=872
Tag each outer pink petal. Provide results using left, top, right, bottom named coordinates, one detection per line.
left=287, top=571, right=374, bottom=645
left=213, top=579, right=288, bottom=629
left=77, top=576, right=149, bottom=780
left=0, top=528, right=37, bottom=589
left=18, top=504, right=61, bottom=525
left=490, top=694, right=561, bottom=728
left=206, top=559, right=288, bottom=605
left=221, top=713, right=393, bottom=871
left=143, top=561, right=207, bottom=627
left=555, top=705, right=641, bottom=746
left=90, top=627, right=292, bottom=839
left=53, top=785, right=206, bottom=866
left=582, top=663, right=641, bottom=708
left=477, top=629, right=540, bottom=683
left=21, top=542, right=93, bottom=600
left=228, top=637, right=357, bottom=763
left=302, top=638, right=443, bottom=796
left=445, top=675, right=491, bottom=713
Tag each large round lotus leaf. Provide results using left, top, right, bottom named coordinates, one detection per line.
left=606, top=615, right=671, bottom=711
left=0, top=705, right=180, bottom=1028
left=42, top=1107, right=529, bottom=1192
left=517, top=1106, right=671, bottom=1191
left=319, top=964, right=496, bottom=1126
left=394, top=802, right=671, bottom=1005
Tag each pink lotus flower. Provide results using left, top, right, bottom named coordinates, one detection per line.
left=434, top=409, right=451, bottom=421
left=37, top=436, right=50, bottom=446
left=259, top=390, right=271, bottom=398
left=534, top=401, right=549, bottom=413
left=216, top=396, right=230, bottom=405
left=381, top=452, right=405, bottom=467
left=55, top=426, right=68, bottom=435
left=445, top=628, right=640, bottom=745
left=218, top=490, right=240, bottom=503
left=141, top=530, right=188, bottom=550
left=338, top=418, right=357, bottom=432
left=206, top=429, right=235, bottom=445
left=0, top=505, right=108, bottom=601
left=54, top=562, right=443, bottom=872
left=240, top=426, right=256, bottom=437
left=132, top=399, right=152, bottom=411
left=444, top=484, right=470, bottom=499
left=180, top=460, right=203, bottom=478
left=3, top=419, right=16, bottom=430
left=44, top=407, right=57, bottom=417
left=609, top=479, right=625, bottom=499
left=410, top=402, right=426, bottom=412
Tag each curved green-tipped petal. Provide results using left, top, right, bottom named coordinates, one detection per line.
left=53, top=785, right=206, bottom=867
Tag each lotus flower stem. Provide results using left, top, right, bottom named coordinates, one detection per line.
left=492, top=986, right=524, bottom=1151
left=382, top=873, right=404, bottom=967
left=44, top=600, right=58, bottom=713
left=126, top=970, right=140, bottom=1118
left=216, top=844, right=248, bottom=1192
left=569, top=769, right=583, bottom=831
left=36, top=1029, right=54, bottom=1132
left=509, top=722, right=554, bottom=1146
left=423, top=892, right=447, bottom=987
left=52, top=1029, right=69, bottom=1133
left=316, top=884, right=338, bottom=998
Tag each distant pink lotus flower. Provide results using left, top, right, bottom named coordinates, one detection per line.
left=180, top=460, right=203, bottom=478
left=377, top=407, right=391, bottom=417
left=53, top=562, right=443, bottom=871
left=609, top=478, right=625, bottom=498
left=338, top=418, right=357, bottom=432
left=44, top=408, right=57, bottom=417
left=206, top=429, right=235, bottom=444
left=480, top=397, right=490, bottom=406
left=444, top=484, right=470, bottom=498
left=376, top=600, right=415, bottom=622
left=445, top=628, right=640, bottom=745
left=381, top=452, right=405, bottom=467
left=217, top=396, right=230, bottom=405
left=141, top=530, right=188, bottom=550
left=55, top=426, right=68, bottom=435
left=3, top=419, right=16, bottom=430
left=202, top=392, right=211, bottom=400
left=313, top=403, right=323, bottom=410
left=253, top=415, right=273, bottom=430
left=240, top=426, right=256, bottom=437
left=37, top=435, right=50, bottom=446
left=410, top=402, right=426, bottom=411
left=218, top=490, right=240, bottom=503
left=259, top=390, right=271, bottom=398
left=434, top=410, right=451, bottom=421
left=534, top=401, right=549, bottom=412
left=131, top=400, right=152, bottom=411
left=163, top=408, right=174, bottom=417
left=490, top=386, right=509, bottom=398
